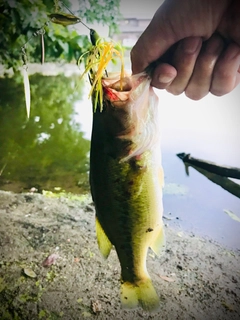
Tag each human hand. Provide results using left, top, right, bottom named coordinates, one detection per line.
left=131, top=0, right=240, bottom=100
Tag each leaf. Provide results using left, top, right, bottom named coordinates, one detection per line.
left=42, top=253, right=59, bottom=267
left=223, top=210, right=240, bottom=223
left=38, top=309, right=46, bottom=319
left=8, top=0, right=17, bottom=8
left=23, top=267, right=37, bottom=278
left=91, top=300, right=102, bottom=313
left=221, top=301, right=235, bottom=311
left=159, top=275, right=175, bottom=282
left=0, top=277, right=6, bottom=293
left=82, top=311, right=92, bottom=318
left=163, top=215, right=174, bottom=220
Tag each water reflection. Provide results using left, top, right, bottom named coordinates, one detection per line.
left=162, top=151, right=240, bottom=250
left=179, top=162, right=240, bottom=199
left=0, top=73, right=90, bottom=194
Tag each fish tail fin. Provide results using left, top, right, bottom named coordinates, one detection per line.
left=96, top=216, right=112, bottom=259
left=120, top=278, right=160, bottom=312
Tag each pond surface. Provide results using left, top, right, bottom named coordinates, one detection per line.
left=157, top=88, right=240, bottom=251
left=0, top=68, right=240, bottom=250
left=0, top=72, right=90, bottom=194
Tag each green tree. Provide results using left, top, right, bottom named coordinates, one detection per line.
left=0, top=0, right=121, bottom=71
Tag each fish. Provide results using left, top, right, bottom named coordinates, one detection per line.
left=90, top=71, right=165, bottom=311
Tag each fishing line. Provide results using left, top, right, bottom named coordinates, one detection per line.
left=60, top=1, right=91, bottom=30
left=22, top=22, right=49, bottom=49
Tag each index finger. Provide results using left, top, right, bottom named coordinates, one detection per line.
left=130, top=9, right=175, bottom=74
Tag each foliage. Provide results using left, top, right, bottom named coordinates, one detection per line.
left=0, top=0, right=121, bottom=71
left=75, top=0, right=121, bottom=35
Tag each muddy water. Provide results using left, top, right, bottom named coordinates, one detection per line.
left=0, top=70, right=240, bottom=250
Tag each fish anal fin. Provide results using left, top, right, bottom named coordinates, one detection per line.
left=96, top=216, right=112, bottom=259
left=150, top=226, right=165, bottom=257
left=121, top=278, right=160, bottom=312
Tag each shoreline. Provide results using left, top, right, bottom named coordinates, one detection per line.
left=0, top=190, right=239, bottom=319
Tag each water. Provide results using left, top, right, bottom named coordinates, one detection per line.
left=156, top=88, right=240, bottom=250
left=0, top=72, right=90, bottom=194
left=0, top=69, right=239, bottom=250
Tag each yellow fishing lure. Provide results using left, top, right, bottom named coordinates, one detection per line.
left=79, top=32, right=125, bottom=111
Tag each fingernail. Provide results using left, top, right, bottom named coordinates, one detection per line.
left=158, top=74, right=174, bottom=83
left=181, top=37, right=201, bottom=54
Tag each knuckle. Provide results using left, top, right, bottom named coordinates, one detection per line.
left=215, top=66, right=232, bottom=80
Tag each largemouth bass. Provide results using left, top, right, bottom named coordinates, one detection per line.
left=90, top=72, right=165, bottom=311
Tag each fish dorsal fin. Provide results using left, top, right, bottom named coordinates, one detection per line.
left=96, top=217, right=112, bottom=259
left=150, top=226, right=165, bottom=257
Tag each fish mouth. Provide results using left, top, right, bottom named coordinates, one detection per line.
left=102, top=74, right=132, bottom=105
left=102, top=72, right=149, bottom=106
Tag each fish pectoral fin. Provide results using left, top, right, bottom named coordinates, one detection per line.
left=150, top=226, right=165, bottom=257
left=96, top=216, right=112, bottom=259
left=121, top=279, right=160, bottom=312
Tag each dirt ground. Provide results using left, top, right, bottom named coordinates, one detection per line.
left=0, top=190, right=239, bottom=320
